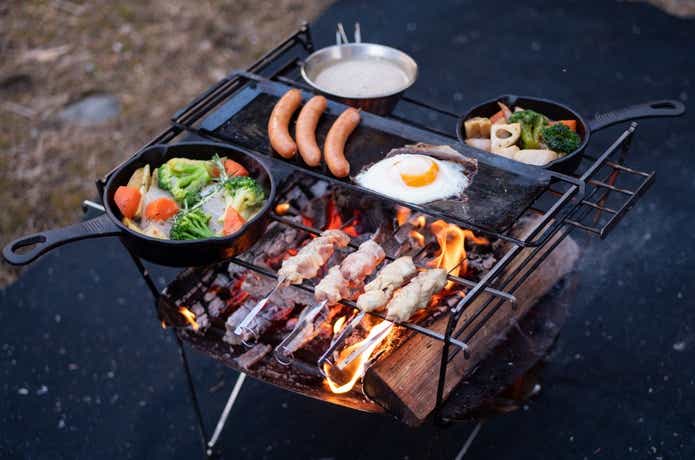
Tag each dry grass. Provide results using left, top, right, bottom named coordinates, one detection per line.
left=0, top=0, right=331, bottom=286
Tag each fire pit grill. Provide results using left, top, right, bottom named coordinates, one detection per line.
left=92, top=24, right=657, bottom=457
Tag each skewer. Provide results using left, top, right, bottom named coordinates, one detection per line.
left=317, top=309, right=364, bottom=374
left=337, top=320, right=394, bottom=370
left=234, top=281, right=284, bottom=338
left=274, top=299, right=328, bottom=364
left=337, top=22, right=349, bottom=45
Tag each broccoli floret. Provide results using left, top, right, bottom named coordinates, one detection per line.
left=541, top=123, right=581, bottom=154
left=170, top=209, right=214, bottom=240
left=222, top=176, right=265, bottom=220
left=158, top=158, right=211, bottom=207
left=508, top=110, right=547, bottom=149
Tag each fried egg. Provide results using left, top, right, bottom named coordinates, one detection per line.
left=354, top=154, right=469, bottom=204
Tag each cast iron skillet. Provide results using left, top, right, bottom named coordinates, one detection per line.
left=3, top=142, right=276, bottom=267
left=456, top=95, right=685, bottom=174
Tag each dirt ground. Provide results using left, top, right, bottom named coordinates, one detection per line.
left=0, top=0, right=331, bottom=286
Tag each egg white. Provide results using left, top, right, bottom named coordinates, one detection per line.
left=354, top=154, right=469, bottom=204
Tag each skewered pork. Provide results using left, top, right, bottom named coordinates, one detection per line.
left=314, top=266, right=349, bottom=305
left=277, top=229, right=350, bottom=284
left=339, top=239, right=385, bottom=285
left=385, top=268, right=448, bottom=322
left=356, top=256, right=417, bottom=312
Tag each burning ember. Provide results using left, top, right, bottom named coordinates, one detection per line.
left=178, top=306, right=200, bottom=331
left=324, top=317, right=392, bottom=394
left=275, top=202, right=291, bottom=215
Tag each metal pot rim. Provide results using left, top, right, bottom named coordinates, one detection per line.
left=300, top=43, right=418, bottom=99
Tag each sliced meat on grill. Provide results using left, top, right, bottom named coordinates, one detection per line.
left=277, top=229, right=350, bottom=284
left=356, top=256, right=417, bottom=312
left=385, top=268, right=448, bottom=322
left=314, top=266, right=350, bottom=305
left=340, top=240, right=385, bottom=286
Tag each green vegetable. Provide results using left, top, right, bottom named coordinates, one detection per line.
left=222, top=176, right=265, bottom=220
left=158, top=158, right=212, bottom=206
left=170, top=208, right=214, bottom=240
left=508, top=110, right=547, bottom=149
left=541, top=123, right=581, bottom=154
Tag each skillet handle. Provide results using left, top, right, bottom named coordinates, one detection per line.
left=2, top=214, right=121, bottom=266
left=588, top=99, right=685, bottom=132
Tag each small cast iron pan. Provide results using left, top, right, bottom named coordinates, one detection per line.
left=3, top=142, right=276, bottom=267
left=457, top=95, right=685, bottom=174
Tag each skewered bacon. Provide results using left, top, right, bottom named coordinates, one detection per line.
left=385, top=268, right=447, bottom=322
left=314, top=266, right=349, bottom=305
left=340, top=240, right=386, bottom=285
left=277, top=229, right=350, bottom=284
left=356, top=256, right=417, bottom=312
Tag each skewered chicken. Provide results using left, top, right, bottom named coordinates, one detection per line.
left=339, top=240, right=385, bottom=285
left=277, top=229, right=350, bottom=285
left=314, top=266, right=349, bottom=305
left=385, top=268, right=448, bottom=322
left=356, top=256, right=417, bottom=312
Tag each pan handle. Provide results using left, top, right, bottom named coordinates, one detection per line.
left=2, top=214, right=121, bottom=266
left=588, top=99, right=685, bottom=132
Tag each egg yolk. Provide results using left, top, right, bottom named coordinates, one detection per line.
left=399, top=158, right=439, bottom=187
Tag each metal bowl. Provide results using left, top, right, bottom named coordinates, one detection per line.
left=301, top=43, right=418, bottom=115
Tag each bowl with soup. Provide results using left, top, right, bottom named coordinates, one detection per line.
left=301, top=43, right=418, bottom=115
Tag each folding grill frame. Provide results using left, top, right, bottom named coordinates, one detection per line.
left=93, top=24, right=656, bottom=458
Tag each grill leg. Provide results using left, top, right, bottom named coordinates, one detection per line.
left=122, top=244, right=210, bottom=458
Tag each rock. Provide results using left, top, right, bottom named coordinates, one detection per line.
left=58, top=93, right=120, bottom=126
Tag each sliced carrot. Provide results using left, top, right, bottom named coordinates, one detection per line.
left=224, top=159, right=249, bottom=177
left=144, top=197, right=179, bottom=221
left=222, top=206, right=246, bottom=236
left=114, top=186, right=141, bottom=219
left=559, top=120, right=577, bottom=131
left=490, top=109, right=506, bottom=124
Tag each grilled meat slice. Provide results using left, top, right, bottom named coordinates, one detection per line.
left=385, top=268, right=448, bottom=322
left=277, top=229, right=350, bottom=284
left=356, top=256, right=417, bottom=312
left=340, top=240, right=385, bottom=285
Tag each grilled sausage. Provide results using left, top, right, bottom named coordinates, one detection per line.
left=268, top=89, right=302, bottom=158
left=324, top=107, right=360, bottom=178
left=295, top=95, right=327, bottom=167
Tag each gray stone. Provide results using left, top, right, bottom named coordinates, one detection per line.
left=58, top=93, right=120, bottom=126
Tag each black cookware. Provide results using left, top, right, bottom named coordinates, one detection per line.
left=457, top=96, right=685, bottom=173
left=3, top=142, right=276, bottom=267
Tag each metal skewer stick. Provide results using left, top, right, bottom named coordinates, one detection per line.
left=317, top=309, right=365, bottom=374
left=337, top=22, right=349, bottom=45
left=234, top=280, right=284, bottom=338
left=274, top=299, right=328, bottom=364
left=336, top=320, right=394, bottom=370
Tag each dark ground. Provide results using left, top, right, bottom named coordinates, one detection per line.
left=2, top=0, right=694, bottom=459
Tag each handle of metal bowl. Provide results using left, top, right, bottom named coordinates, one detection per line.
left=2, top=214, right=121, bottom=266
left=588, top=99, right=686, bottom=132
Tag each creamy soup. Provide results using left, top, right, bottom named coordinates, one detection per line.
left=313, top=57, right=410, bottom=98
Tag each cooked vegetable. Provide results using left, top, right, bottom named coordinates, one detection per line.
left=114, top=186, right=141, bottom=219
left=493, top=145, right=520, bottom=159
left=508, top=110, right=547, bottom=149
left=491, top=123, right=521, bottom=151
left=541, top=123, right=581, bottom=154
left=158, top=158, right=211, bottom=206
left=170, top=209, right=214, bottom=240
left=143, top=226, right=166, bottom=239
left=465, top=138, right=491, bottom=151
left=489, top=110, right=506, bottom=124
left=144, top=197, right=179, bottom=221
left=514, top=149, right=558, bottom=166
left=122, top=217, right=142, bottom=232
left=222, top=206, right=246, bottom=236
left=556, top=120, right=577, bottom=132
left=224, top=159, right=249, bottom=177
left=126, top=165, right=151, bottom=218
left=223, top=176, right=265, bottom=220
left=464, top=117, right=491, bottom=138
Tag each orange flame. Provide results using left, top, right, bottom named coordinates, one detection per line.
left=396, top=206, right=411, bottom=226
left=429, top=220, right=488, bottom=286
left=275, top=203, right=291, bottom=215
left=161, top=320, right=167, bottom=329
left=333, top=316, right=346, bottom=334
left=413, top=215, right=426, bottom=229
left=409, top=230, right=425, bottom=247
left=178, top=306, right=199, bottom=331
left=324, top=319, right=392, bottom=394
left=325, top=199, right=359, bottom=237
